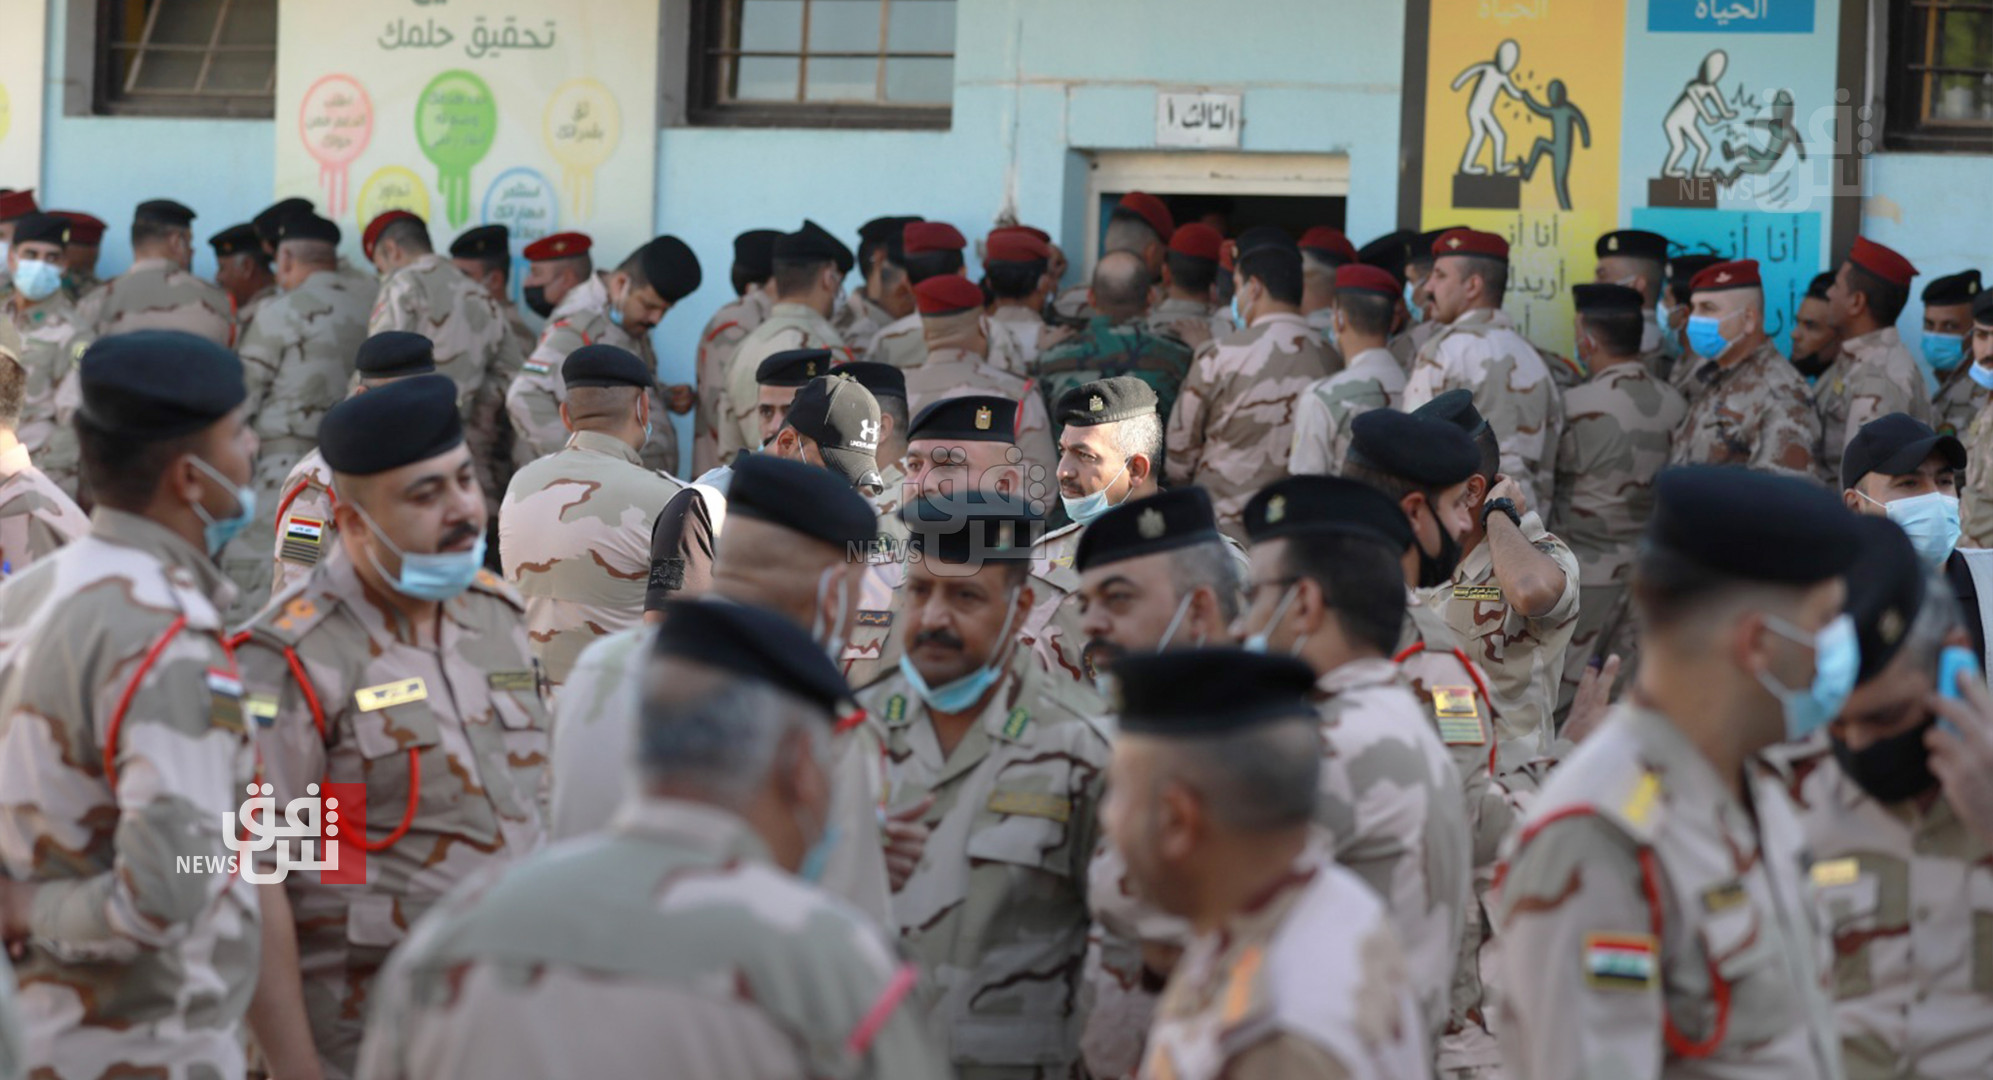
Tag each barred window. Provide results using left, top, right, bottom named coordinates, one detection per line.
left=96, top=0, right=277, bottom=118
left=691, top=0, right=955, bottom=128
left=1887, top=0, right=1993, bottom=151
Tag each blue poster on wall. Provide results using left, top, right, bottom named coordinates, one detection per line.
left=1648, top=0, right=1813, bottom=34
left=1630, top=206, right=1820, bottom=354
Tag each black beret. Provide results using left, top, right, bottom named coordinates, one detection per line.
left=449, top=224, right=509, bottom=260
left=77, top=331, right=245, bottom=440
left=1666, top=254, right=1724, bottom=287
left=1076, top=487, right=1225, bottom=571
left=909, top=394, right=1016, bottom=443
left=756, top=348, right=834, bottom=388
left=318, top=374, right=464, bottom=476
left=859, top=215, right=922, bottom=245
left=10, top=212, right=69, bottom=248
left=354, top=331, right=436, bottom=378
left=783, top=374, right=884, bottom=492
left=1411, top=226, right=1467, bottom=265
left=1573, top=283, right=1645, bottom=314
left=1110, top=649, right=1317, bottom=736
left=1055, top=376, right=1158, bottom=428
left=1356, top=229, right=1414, bottom=285
left=207, top=223, right=262, bottom=258
left=1347, top=409, right=1480, bottom=488
left=733, top=229, right=782, bottom=281
left=902, top=491, right=1043, bottom=564
left=563, top=344, right=652, bottom=389
left=636, top=236, right=702, bottom=302
left=773, top=219, right=856, bottom=277
left=1924, top=269, right=1982, bottom=306
left=1647, top=466, right=1860, bottom=584
left=253, top=197, right=314, bottom=246
left=1235, top=226, right=1297, bottom=259
left=651, top=598, right=853, bottom=716
left=1974, top=289, right=1993, bottom=327
left=134, top=199, right=196, bottom=228
left=1805, top=271, right=1835, bottom=302
left=1844, top=515, right=1927, bottom=683
left=277, top=212, right=340, bottom=246
left=1840, top=412, right=1967, bottom=490
left=1412, top=388, right=1490, bottom=439
left=1242, top=474, right=1415, bottom=552
left=1596, top=229, right=1669, bottom=263
left=837, top=360, right=907, bottom=402
left=727, top=452, right=878, bottom=547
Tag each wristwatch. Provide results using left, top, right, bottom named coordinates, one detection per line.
left=1482, top=497, right=1521, bottom=529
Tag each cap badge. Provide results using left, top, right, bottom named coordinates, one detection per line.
left=974, top=406, right=993, bottom=430
left=1089, top=395, right=1105, bottom=413
left=1138, top=507, right=1166, bottom=540
left=554, top=240, right=567, bottom=254
left=1446, top=237, right=1463, bottom=249
left=1715, top=271, right=1732, bottom=283
left=1607, top=236, right=1619, bottom=252
left=805, top=361, right=818, bottom=376
left=1879, top=608, right=1905, bottom=646
left=1267, top=494, right=1287, bottom=523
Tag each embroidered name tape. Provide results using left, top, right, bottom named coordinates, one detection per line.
left=355, top=678, right=427, bottom=712
left=1811, top=857, right=1860, bottom=887
left=986, top=790, right=1071, bottom=823
left=1452, top=584, right=1504, bottom=602
left=487, top=670, right=536, bottom=693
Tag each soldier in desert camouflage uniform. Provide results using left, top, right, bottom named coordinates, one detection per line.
left=983, top=226, right=1071, bottom=374
left=856, top=493, right=1109, bottom=1079
left=0, top=332, right=264, bottom=1077
left=1817, top=237, right=1934, bottom=483
left=356, top=599, right=945, bottom=1080
left=1036, top=252, right=1193, bottom=438
left=210, top=222, right=277, bottom=335
left=82, top=199, right=237, bottom=346
left=50, top=209, right=106, bottom=301
left=865, top=221, right=971, bottom=370
left=1668, top=259, right=1823, bottom=480
left=1931, top=281, right=1989, bottom=440
left=505, top=235, right=698, bottom=476
left=1404, top=227, right=1561, bottom=511
left=1298, top=226, right=1359, bottom=351
left=834, top=216, right=921, bottom=363
left=1914, top=270, right=1977, bottom=409
left=221, top=211, right=373, bottom=615
left=1104, top=649, right=1432, bottom=1080
left=1551, top=285, right=1687, bottom=716
left=1165, top=228, right=1336, bottom=540
left=720, top=222, right=851, bottom=464
left=690, top=229, right=777, bottom=476
left=1290, top=263, right=1409, bottom=476
left=1146, top=222, right=1225, bottom=345
left=903, top=274, right=1059, bottom=490
left=233, top=376, right=548, bottom=1080
left=500, top=346, right=687, bottom=687
left=1, top=213, right=90, bottom=499
left=0, top=322, right=85, bottom=573
left=446, top=225, right=536, bottom=363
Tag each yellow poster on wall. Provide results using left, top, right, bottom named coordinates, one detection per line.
left=273, top=1, right=658, bottom=280
left=1420, top=0, right=1626, bottom=355
left=0, top=0, right=46, bottom=194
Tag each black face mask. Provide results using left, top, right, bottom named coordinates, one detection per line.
left=523, top=285, right=554, bottom=318
left=1416, top=496, right=1463, bottom=588
left=1792, top=352, right=1832, bottom=379
left=1831, top=716, right=1939, bottom=804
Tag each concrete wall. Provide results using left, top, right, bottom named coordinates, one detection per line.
left=1863, top=152, right=1993, bottom=353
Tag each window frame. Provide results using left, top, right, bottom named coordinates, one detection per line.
left=86, top=0, right=277, bottom=120
left=1884, top=0, right=1993, bottom=153
left=685, top=0, right=954, bottom=130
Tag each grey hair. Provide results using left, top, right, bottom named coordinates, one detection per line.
left=1167, top=538, right=1244, bottom=625
left=1153, top=717, right=1320, bottom=829
left=638, top=664, right=831, bottom=809
left=1110, top=412, right=1165, bottom=468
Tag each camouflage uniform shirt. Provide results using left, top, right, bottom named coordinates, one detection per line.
left=2, top=292, right=89, bottom=498
left=1667, top=341, right=1823, bottom=482
left=986, top=304, right=1068, bottom=377
left=1034, top=315, right=1194, bottom=446
left=81, top=257, right=235, bottom=346
left=721, top=302, right=848, bottom=464
left=691, top=288, right=771, bottom=476
left=834, top=291, right=895, bottom=365
left=1404, top=307, right=1562, bottom=511
left=866, top=311, right=926, bottom=370
left=270, top=449, right=335, bottom=598
left=1813, top=327, right=1933, bottom=485
left=504, top=273, right=679, bottom=476
left=1289, top=346, right=1407, bottom=476
left=0, top=444, right=86, bottom=575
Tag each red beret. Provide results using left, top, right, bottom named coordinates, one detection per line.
left=1299, top=227, right=1357, bottom=263
left=1335, top=263, right=1401, bottom=296
left=50, top=211, right=105, bottom=246
left=362, top=210, right=421, bottom=260
left=903, top=221, right=967, bottom=255
left=914, top=273, right=984, bottom=315
left=984, top=227, right=1051, bottom=263
left=1219, top=239, right=1237, bottom=273
left=0, top=190, right=38, bottom=220
left=1690, top=258, right=1761, bottom=293
left=1012, top=224, right=1051, bottom=244
left=1847, top=236, right=1918, bottom=288
left=1170, top=223, right=1224, bottom=262
left=1117, top=192, right=1175, bottom=242
left=523, top=232, right=592, bottom=261
left=1432, top=228, right=1508, bottom=263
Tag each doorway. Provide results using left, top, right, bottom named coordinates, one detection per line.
left=1079, top=150, right=1351, bottom=274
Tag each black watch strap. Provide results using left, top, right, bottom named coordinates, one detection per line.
left=1482, top=497, right=1521, bottom=528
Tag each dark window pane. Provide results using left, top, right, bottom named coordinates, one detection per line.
left=739, top=0, right=804, bottom=52
left=888, top=0, right=955, bottom=53
left=805, top=57, right=877, bottom=101
left=220, top=3, right=278, bottom=46
left=149, top=0, right=226, bottom=46
left=733, top=56, right=800, bottom=101
left=207, top=51, right=272, bottom=92
left=885, top=57, right=952, bottom=104
left=810, top=0, right=881, bottom=53
left=131, top=50, right=206, bottom=92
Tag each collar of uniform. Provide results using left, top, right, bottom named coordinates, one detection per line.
left=1844, top=324, right=1903, bottom=355
left=126, top=256, right=179, bottom=275
left=1451, top=306, right=1512, bottom=332
left=548, top=271, right=610, bottom=323
left=973, top=644, right=1037, bottom=744
left=1620, top=703, right=1759, bottom=840
left=1153, top=296, right=1212, bottom=317
left=89, top=506, right=234, bottom=604
left=1347, top=346, right=1399, bottom=374
left=988, top=304, right=1041, bottom=326
left=0, top=444, right=31, bottom=482
left=610, top=796, right=773, bottom=865
left=1314, top=656, right=1399, bottom=697
left=744, top=287, right=775, bottom=320
left=1246, top=311, right=1311, bottom=333
left=1218, top=835, right=1329, bottom=938
left=771, top=301, right=828, bottom=323
left=323, top=540, right=479, bottom=644
left=406, top=253, right=447, bottom=277
left=565, top=429, right=643, bottom=465
left=1305, top=306, right=1337, bottom=330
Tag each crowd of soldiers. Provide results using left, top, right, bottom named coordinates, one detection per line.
left=0, top=180, right=1992, bottom=1080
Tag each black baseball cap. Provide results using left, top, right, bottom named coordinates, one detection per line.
left=1840, top=412, right=1967, bottom=490
left=783, top=374, right=884, bottom=493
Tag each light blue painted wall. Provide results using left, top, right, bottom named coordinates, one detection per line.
left=1863, top=152, right=1993, bottom=360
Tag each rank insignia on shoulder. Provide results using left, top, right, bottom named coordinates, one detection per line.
left=1700, top=881, right=1748, bottom=913
left=1583, top=932, right=1657, bottom=990
left=1002, top=708, right=1031, bottom=739
left=1452, top=584, right=1504, bottom=603
left=885, top=694, right=907, bottom=723
left=1620, top=770, right=1661, bottom=827
left=987, top=789, right=1071, bottom=823
left=355, top=678, right=427, bottom=712
left=1810, top=857, right=1860, bottom=887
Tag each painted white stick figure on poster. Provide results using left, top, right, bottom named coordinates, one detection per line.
left=1452, top=39, right=1524, bottom=176
left=1662, top=49, right=1738, bottom=178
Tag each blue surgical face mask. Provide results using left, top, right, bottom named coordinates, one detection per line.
left=188, top=456, right=256, bottom=557
left=12, top=258, right=63, bottom=302
left=1686, top=312, right=1733, bottom=361
left=1404, top=280, right=1425, bottom=325
left=1060, top=462, right=1127, bottom=527
left=1924, top=332, right=1968, bottom=372
left=1864, top=490, right=1962, bottom=569
left=354, top=502, right=487, bottom=602
left=1972, top=362, right=1993, bottom=391
left=1228, top=292, right=1244, bottom=330
left=898, top=587, right=1022, bottom=713
left=1657, top=301, right=1685, bottom=361
left=1758, top=613, right=1858, bottom=741
left=1242, top=584, right=1301, bottom=656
